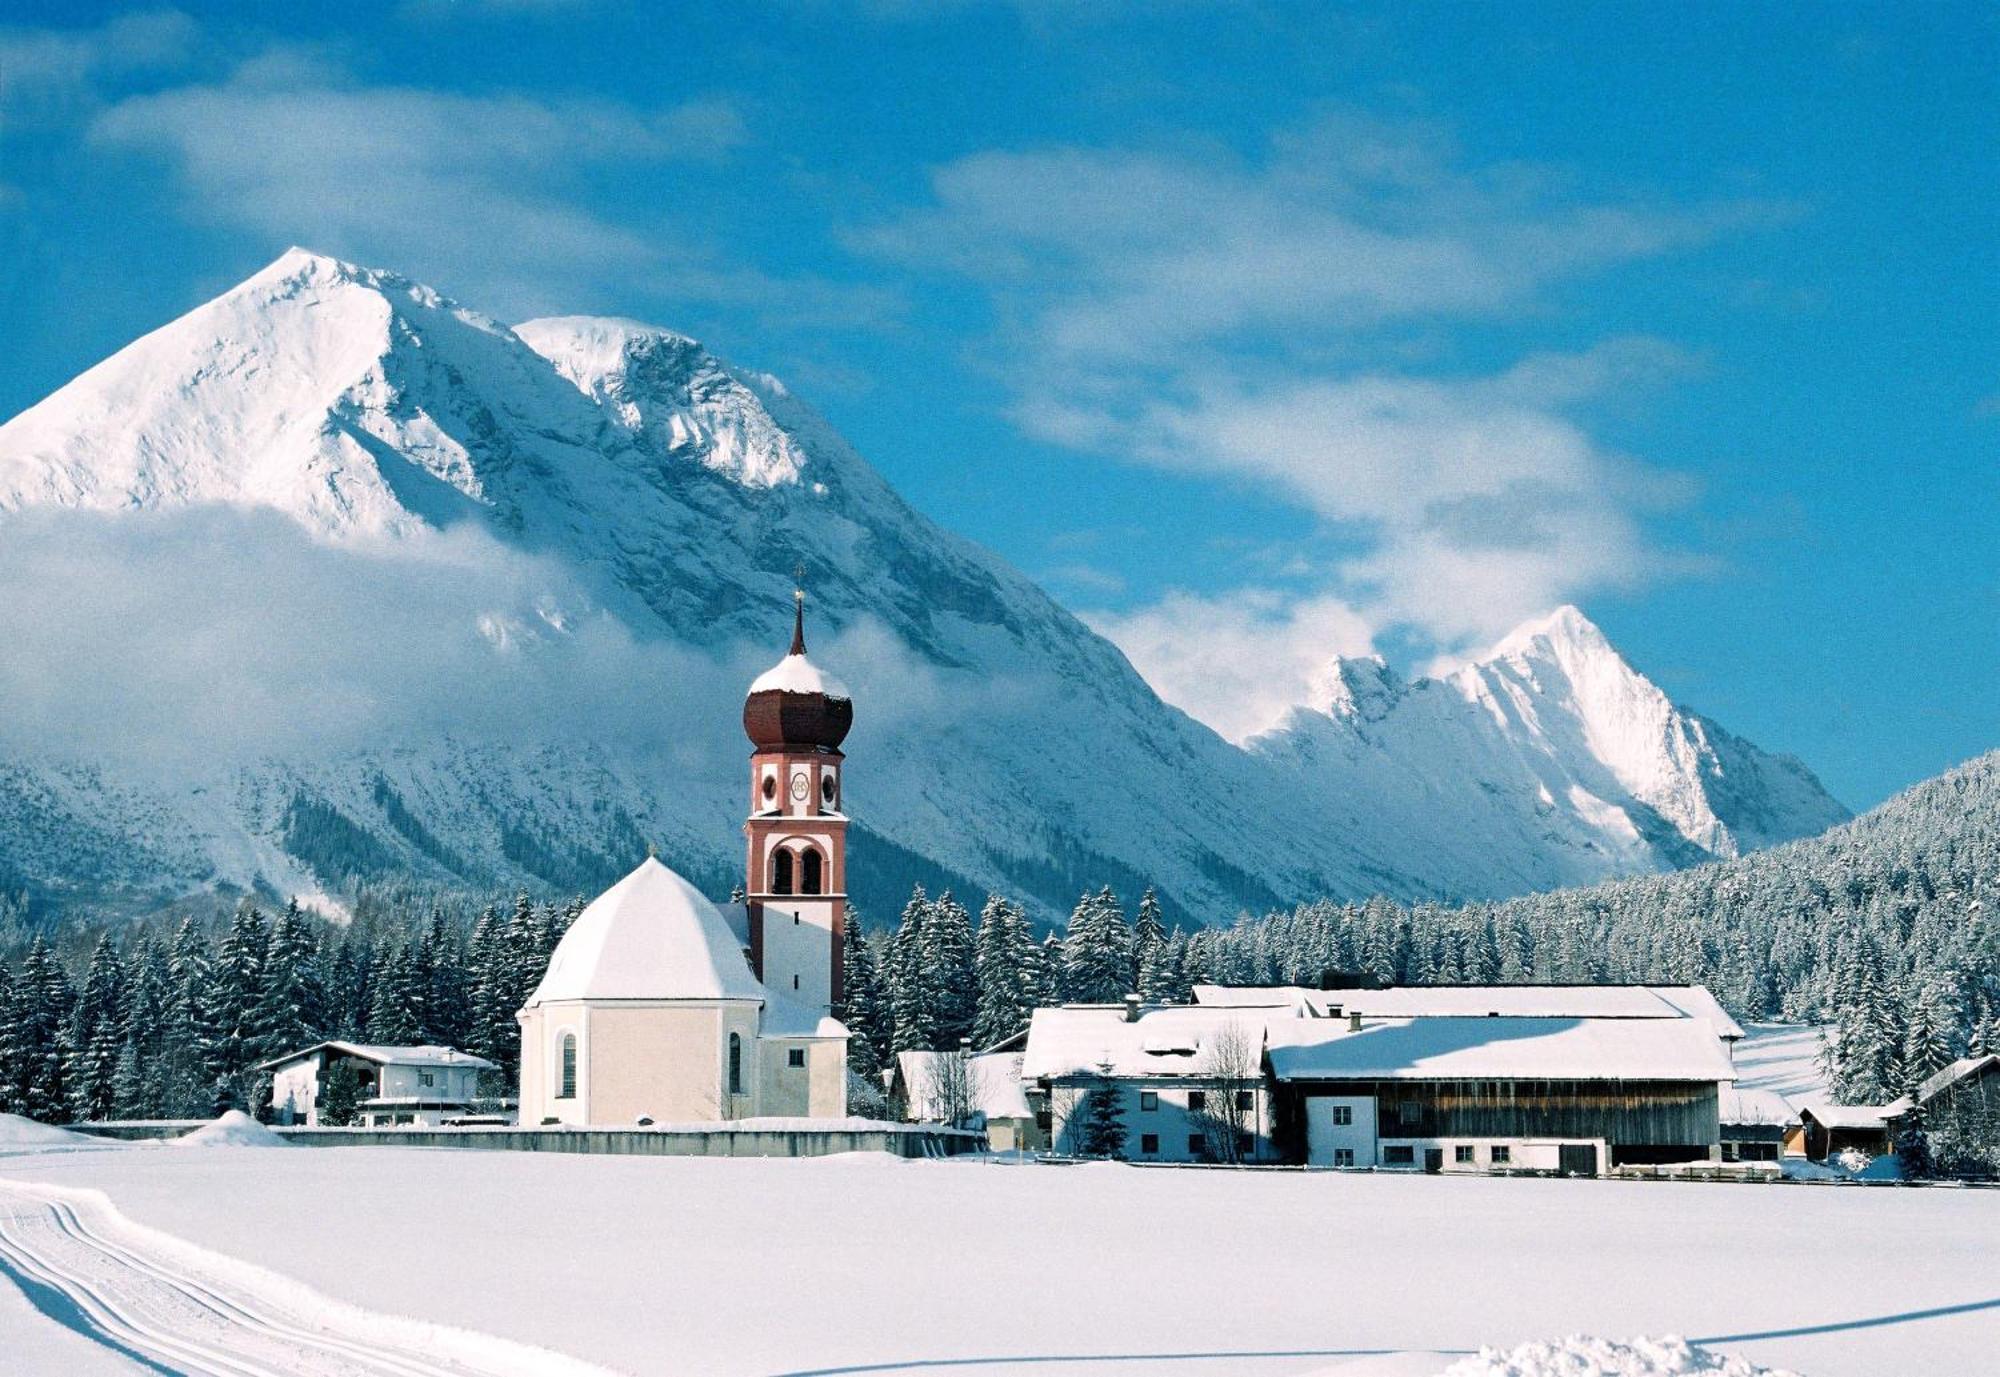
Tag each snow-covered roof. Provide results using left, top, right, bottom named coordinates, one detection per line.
left=897, top=1050, right=1034, bottom=1122
left=1267, top=1016, right=1737, bottom=1084
left=1189, top=984, right=1317, bottom=1010
left=1915, top=1054, right=1999, bottom=1104
left=1020, top=1005, right=1275, bottom=1082
left=761, top=995, right=849, bottom=1040
left=524, top=857, right=764, bottom=1006
left=1718, top=1087, right=1797, bottom=1127
left=749, top=651, right=849, bottom=700
left=1799, top=1102, right=1901, bottom=1131
left=255, top=1042, right=497, bottom=1073
left=1197, top=983, right=1746, bottom=1041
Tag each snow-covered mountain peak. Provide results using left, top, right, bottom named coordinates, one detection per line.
left=516, top=315, right=809, bottom=489
left=1313, top=654, right=1405, bottom=723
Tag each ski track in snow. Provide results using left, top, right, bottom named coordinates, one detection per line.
left=0, top=1180, right=613, bottom=1377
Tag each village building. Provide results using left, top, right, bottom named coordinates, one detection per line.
left=891, top=1049, right=1044, bottom=1151
left=515, top=592, right=852, bottom=1127
left=1717, top=1087, right=1796, bottom=1163
left=1020, top=1000, right=1280, bottom=1163
left=1020, top=983, right=1744, bottom=1172
left=259, top=1042, right=498, bottom=1127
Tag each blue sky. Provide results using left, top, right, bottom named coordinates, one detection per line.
left=1, top=1, right=1993, bottom=809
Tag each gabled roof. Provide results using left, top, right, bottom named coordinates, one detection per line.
left=1719, top=1087, right=1797, bottom=1127
left=1916, top=1054, right=2000, bottom=1105
left=1020, top=1005, right=1274, bottom=1081
left=1192, top=983, right=1746, bottom=1041
left=896, top=1050, right=1034, bottom=1122
left=1267, top=1015, right=1736, bottom=1084
left=254, top=1041, right=497, bottom=1073
left=761, top=994, right=848, bottom=1040
left=524, top=857, right=764, bottom=1006
left=1800, top=1101, right=1905, bottom=1130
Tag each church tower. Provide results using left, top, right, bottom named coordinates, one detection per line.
left=741, top=588, right=851, bottom=1015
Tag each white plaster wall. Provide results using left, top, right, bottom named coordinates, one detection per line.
left=761, top=897, right=836, bottom=1012
left=269, top=1061, right=319, bottom=1125
left=1304, top=1094, right=1378, bottom=1167
left=1375, top=1138, right=1607, bottom=1173
left=1049, top=1081, right=1275, bottom=1163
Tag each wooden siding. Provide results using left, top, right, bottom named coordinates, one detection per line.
left=1281, top=1079, right=1721, bottom=1147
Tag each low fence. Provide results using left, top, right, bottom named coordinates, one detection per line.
left=68, top=1119, right=985, bottom=1159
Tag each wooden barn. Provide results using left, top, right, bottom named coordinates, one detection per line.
left=1266, top=1014, right=1735, bottom=1174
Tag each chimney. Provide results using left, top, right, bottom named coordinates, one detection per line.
left=1347, top=1011, right=1363, bottom=1033
left=1123, top=994, right=1142, bottom=1023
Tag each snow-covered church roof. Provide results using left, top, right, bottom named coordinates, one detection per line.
left=525, top=857, right=764, bottom=1006
left=749, top=649, right=848, bottom=699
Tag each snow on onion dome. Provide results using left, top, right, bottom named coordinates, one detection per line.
left=743, top=588, right=852, bottom=751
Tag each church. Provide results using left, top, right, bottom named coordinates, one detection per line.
left=516, top=592, right=853, bottom=1125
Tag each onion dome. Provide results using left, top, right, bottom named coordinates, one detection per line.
left=743, top=589, right=852, bottom=752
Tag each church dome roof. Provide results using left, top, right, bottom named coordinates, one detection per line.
left=524, top=857, right=764, bottom=1006
left=743, top=591, right=852, bottom=752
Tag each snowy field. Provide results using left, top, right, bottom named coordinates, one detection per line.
left=1, top=1138, right=1994, bottom=1377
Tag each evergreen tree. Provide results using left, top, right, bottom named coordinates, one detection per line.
left=1061, top=887, right=1133, bottom=1003
left=889, top=885, right=936, bottom=1051
left=1075, top=1060, right=1128, bottom=1158
left=1133, top=888, right=1167, bottom=992
left=837, top=911, right=891, bottom=1080
left=66, top=935, right=127, bottom=1122
left=972, top=895, right=1037, bottom=1047
left=924, top=891, right=979, bottom=1049
left=210, top=903, right=271, bottom=1093
left=251, top=903, right=324, bottom=1063
left=11, top=937, right=75, bottom=1122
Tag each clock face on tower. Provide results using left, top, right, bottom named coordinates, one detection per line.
left=789, top=770, right=810, bottom=801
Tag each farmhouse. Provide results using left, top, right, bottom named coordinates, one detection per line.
left=515, top=592, right=852, bottom=1127
left=259, top=1042, right=497, bottom=1127
left=1019, top=983, right=1744, bottom=1172
left=1267, top=1013, right=1735, bottom=1174
left=1020, top=1000, right=1279, bottom=1163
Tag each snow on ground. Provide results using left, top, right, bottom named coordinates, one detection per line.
left=3, top=1148, right=1994, bottom=1377
left=0, top=1240, right=147, bottom=1374
left=0, top=1114, right=94, bottom=1148
left=168, top=1109, right=290, bottom=1148
left=1732, top=1025, right=1832, bottom=1100
left=1435, top=1335, right=1797, bottom=1376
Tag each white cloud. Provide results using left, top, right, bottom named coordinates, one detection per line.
left=862, top=114, right=1745, bottom=669
left=85, top=51, right=891, bottom=331
left=1083, top=589, right=1374, bottom=743
left=0, top=10, right=196, bottom=121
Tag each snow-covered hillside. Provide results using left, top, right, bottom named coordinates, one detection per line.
left=0, top=250, right=1848, bottom=921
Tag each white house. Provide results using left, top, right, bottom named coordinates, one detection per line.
left=1020, top=1001, right=1279, bottom=1163
left=892, top=1049, right=1043, bottom=1151
left=515, top=592, right=852, bottom=1128
left=258, top=1042, right=498, bottom=1127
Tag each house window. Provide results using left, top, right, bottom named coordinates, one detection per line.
left=558, top=1034, right=577, bottom=1099
left=1139, top=1091, right=1159, bottom=1111
left=1140, top=1133, right=1159, bottom=1155
left=1398, top=1100, right=1422, bottom=1127
left=1331, top=1104, right=1353, bottom=1126
left=1455, top=1145, right=1474, bottom=1164
left=1383, top=1145, right=1414, bottom=1165
left=1333, top=1148, right=1355, bottom=1167
left=1187, top=1134, right=1205, bottom=1155
left=1187, top=1090, right=1207, bottom=1111
left=802, top=848, right=823, bottom=895
left=728, top=1033, right=743, bottom=1095
left=1491, top=1145, right=1511, bottom=1165
left=793, top=974, right=800, bottom=990
left=772, top=850, right=794, bottom=895
left=419, top=1072, right=435, bottom=1088
left=787, top=1048, right=806, bottom=1068
left=1235, top=1090, right=1254, bottom=1112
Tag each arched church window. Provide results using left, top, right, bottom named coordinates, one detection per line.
left=558, top=1033, right=577, bottom=1100
left=772, top=849, right=794, bottom=895
left=802, top=847, right=823, bottom=895
left=728, top=1033, right=743, bottom=1096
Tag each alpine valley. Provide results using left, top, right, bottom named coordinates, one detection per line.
left=0, top=250, right=1850, bottom=924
